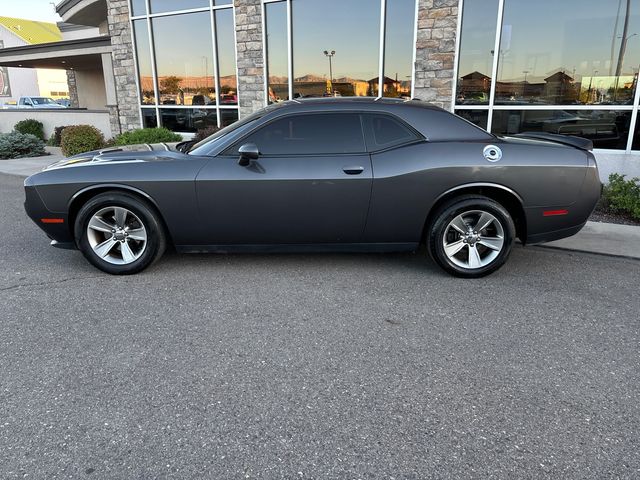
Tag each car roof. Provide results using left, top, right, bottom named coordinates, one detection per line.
left=261, top=97, right=493, bottom=142
left=269, top=96, right=444, bottom=112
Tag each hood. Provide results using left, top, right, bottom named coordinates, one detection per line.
left=44, top=142, right=183, bottom=171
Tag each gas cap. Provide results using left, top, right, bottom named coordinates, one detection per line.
left=483, top=145, right=502, bottom=162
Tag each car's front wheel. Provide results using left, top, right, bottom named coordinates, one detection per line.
left=427, top=195, right=515, bottom=278
left=75, top=192, right=166, bottom=274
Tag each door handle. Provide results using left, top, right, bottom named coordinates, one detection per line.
left=342, top=166, right=365, bottom=175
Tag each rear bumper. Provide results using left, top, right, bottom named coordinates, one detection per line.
left=524, top=153, right=600, bottom=245
left=526, top=222, right=586, bottom=244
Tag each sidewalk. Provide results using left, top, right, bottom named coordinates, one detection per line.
left=540, top=221, right=640, bottom=260
left=0, top=147, right=63, bottom=177
left=1, top=153, right=639, bottom=261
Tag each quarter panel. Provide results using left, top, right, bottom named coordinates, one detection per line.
left=364, top=141, right=589, bottom=242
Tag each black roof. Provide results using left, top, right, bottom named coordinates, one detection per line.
left=269, top=96, right=444, bottom=112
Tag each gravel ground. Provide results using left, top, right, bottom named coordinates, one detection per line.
left=1, top=173, right=639, bottom=479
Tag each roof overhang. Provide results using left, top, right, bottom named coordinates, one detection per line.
left=56, top=0, right=107, bottom=27
left=0, top=36, right=111, bottom=70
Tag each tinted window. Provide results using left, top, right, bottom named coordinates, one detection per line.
left=363, top=114, right=419, bottom=149
left=231, top=114, right=366, bottom=155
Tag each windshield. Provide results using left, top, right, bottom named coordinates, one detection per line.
left=32, top=97, right=58, bottom=105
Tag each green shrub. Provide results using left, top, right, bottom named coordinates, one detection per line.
left=114, top=127, right=182, bottom=146
left=0, top=132, right=46, bottom=159
left=14, top=119, right=44, bottom=140
left=60, top=125, right=105, bottom=157
left=602, top=173, right=640, bottom=220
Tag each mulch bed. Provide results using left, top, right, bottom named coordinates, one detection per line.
left=589, top=205, right=640, bottom=226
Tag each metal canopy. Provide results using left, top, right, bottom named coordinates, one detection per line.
left=0, top=36, right=111, bottom=70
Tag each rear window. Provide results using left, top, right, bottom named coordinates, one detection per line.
left=363, top=114, right=420, bottom=150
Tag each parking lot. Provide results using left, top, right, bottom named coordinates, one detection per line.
left=1, top=172, right=639, bottom=478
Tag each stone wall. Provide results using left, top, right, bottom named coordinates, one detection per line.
left=106, top=0, right=141, bottom=134
left=413, top=0, right=458, bottom=110
left=234, top=0, right=265, bottom=118
left=66, top=70, right=79, bottom=108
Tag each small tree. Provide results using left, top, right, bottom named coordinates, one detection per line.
left=160, top=76, right=182, bottom=93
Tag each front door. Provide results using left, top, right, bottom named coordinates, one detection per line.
left=195, top=112, right=372, bottom=245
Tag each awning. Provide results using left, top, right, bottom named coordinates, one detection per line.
left=0, top=36, right=111, bottom=70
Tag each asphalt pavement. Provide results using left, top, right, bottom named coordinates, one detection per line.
left=1, top=172, right=639, bottom=479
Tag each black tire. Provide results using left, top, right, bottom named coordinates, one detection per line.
left=74, top=192, right=166, bottom=275
left=427, top=195, right=515, bottom=278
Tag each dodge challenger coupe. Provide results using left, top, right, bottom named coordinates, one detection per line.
left=24, top=98, right=601, bottom=278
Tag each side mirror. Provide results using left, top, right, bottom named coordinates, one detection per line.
left=238, top=143, right=259, bottom=166
left=175, top=140, right=196, bottom=153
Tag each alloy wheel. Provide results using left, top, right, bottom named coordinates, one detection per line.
left=442, top=209, right=505, bottom=269
left=86, top=206, right=147, bottom=265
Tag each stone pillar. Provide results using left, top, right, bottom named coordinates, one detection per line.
left=413, top=0, right=458, bottom=110
left=106, top=0, right=141, bottom=134
left=66, top=70, right=79, bottom=108
left=234, top=0, right=266, bottom=118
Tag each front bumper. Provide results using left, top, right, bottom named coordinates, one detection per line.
left=24, top=185, right=75, bottom=246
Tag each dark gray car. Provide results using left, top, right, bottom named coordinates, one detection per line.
left=24, top=98, right=601, bottom=277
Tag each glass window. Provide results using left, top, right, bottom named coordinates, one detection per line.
left=456, top=0, right=499, bottom=105
left=133, top=20, right=155, bottom=105
left=130, top=0, right=146, bottom=16
left=152, top=12, right=215, bottom=106
left=150, top=0, right=209, bottom=14
left=213, top=0, right=233, bottom=5
left=159, top=108, right=218, bottom=132
left=496, top=0, right=640, bottom=106
left=232, top=114, right=365, bottom=155
left=220, top=108, right=239, bottom=127
left=383, top=0, right=415, bottom=99
left=454, top=110, right=489, bottom=130
left=491, top=109, right=632, bottom=150
left=141, top=108, right=158, bottom=128
left=291, top=0, right=380, bottom=98
left=363, top=114, right=419, bottom=149
left=265, top=1, right=289, bottom=103
left=215, top=9, right=238, bottom=105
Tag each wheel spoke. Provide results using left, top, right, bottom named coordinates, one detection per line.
left=468, top=245, right=482, bottom=269
left=449, top=215, right=468, bottom=234
left=444, top=239, right=466, bottom=257
left=114, top=207, right=128, bottom=228
left=474, top=212, right=494, bottom=233
left=94, top=238, right=117, bottom=258
left=121, top=241, right=136, bottom=263
left=478, top=236, right=504, bottom=251
left=88, top=216, right=115, bottom=234
left=126, top=227, right=146, bottom=241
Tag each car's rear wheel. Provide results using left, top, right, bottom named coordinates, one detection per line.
left=75, top=192, right=166, bottom=274
left=427, top=195, right=515, bottom=278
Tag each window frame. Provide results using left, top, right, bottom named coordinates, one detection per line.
left=128, top=0, right=238, bottom=132
left=451, top=0, right=640, bottom=154
left=221, top=111, right=369, bottom=157
left=361, top=112, right=424, bottom=153
left=260, top=0, right=419, bottom=105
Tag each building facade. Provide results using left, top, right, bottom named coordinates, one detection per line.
left=1, top=0, right=640, bottom=167
left=124, top=0, right=640, bottom=160
left=0, top=17, right=69, bottom=106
